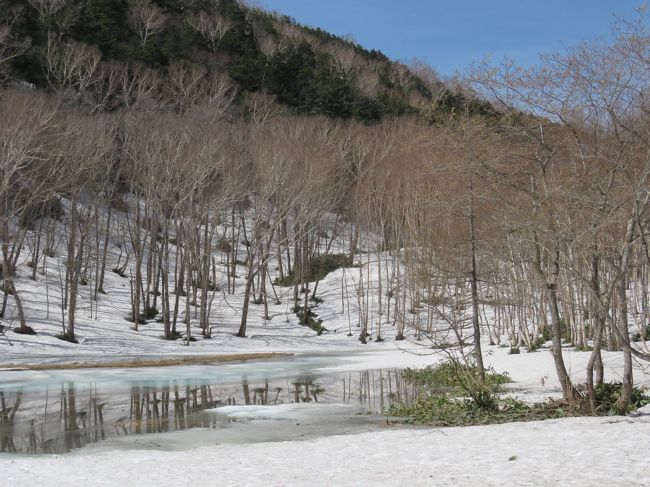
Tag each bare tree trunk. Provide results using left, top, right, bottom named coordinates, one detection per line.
left=160, top=226, right=171, bottom=339
left=7, top=279, right=28, bottom=331
left=65, top=206, right=84, bottom=342
left=31, top=218, right=44, bottom=281
left=237, top=263, right=255, bottom=338
left=199, top=216, right=213, bottom=337
left=185, top=248, right=192, bottom=346
left=533, top=242, right=578, bottom=402
left=617, top=270, right=633, bottom=414
left=586, top=252, right=605, bottom=410
left=469, top=180, right=485, bottom=383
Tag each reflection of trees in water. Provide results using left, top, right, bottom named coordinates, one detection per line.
left=123, top=382, right=229, bottom=435
left=0, top=381, right=228, bottom=454
left=291, top=377, right=324, bottom=403
left=342, top=370, right=421, bottom=412
left=0, top=369, right=420, bottom=454
left=0, top=390, right=21, bottom=453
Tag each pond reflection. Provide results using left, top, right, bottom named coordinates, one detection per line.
left=0, top=367, right=423, bottom=455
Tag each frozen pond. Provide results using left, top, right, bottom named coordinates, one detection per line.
left=0, top=353, right=426, bottom=455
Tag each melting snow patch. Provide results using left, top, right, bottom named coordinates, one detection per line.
left=208, top=403, right=356, bottom=421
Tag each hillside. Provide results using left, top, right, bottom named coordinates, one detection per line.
left=0, top=0, right=493, bottom=121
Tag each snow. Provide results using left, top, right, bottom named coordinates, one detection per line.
left=2, top=414, right=649, bottom=486
left=208, top=402, right=357, bottom=420
left=0, top=225, right=412, bottom=366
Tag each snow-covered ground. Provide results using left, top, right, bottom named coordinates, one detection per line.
left=0, top=214, right=409, bottom=366
left=2, top=410, right=649, bottom=487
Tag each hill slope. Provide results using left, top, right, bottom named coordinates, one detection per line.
left=0, top=0, right=491, bottom=121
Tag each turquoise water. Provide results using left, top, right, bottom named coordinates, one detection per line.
left=0, top=354, right=420, bottom=454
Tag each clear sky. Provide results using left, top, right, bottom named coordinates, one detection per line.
left=257, top=0, right=645, bottom=77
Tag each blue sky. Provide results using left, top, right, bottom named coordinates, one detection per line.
left=258, top=1, right=645, bottom=77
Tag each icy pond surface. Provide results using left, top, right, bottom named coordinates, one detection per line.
left=0, top=352, right=426, bottom=455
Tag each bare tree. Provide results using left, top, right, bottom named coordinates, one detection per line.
left=56, top=112, right=115, bottom=342
left=45, top=40, right=101, bottom=94
left=187, top=11, right=231, bottom=52
left=246, top=91, right=282, bottom=125
left=121, top=62, right=161, bottom=111
left=128, top=0, right=167, bottom=47
left=92, top=61, right=127, bottom=112
left=0, top=89, right=61, bottom=333
left=203, top=72, right=237, bottom=118
left=165, top=61, right=207, bottom=113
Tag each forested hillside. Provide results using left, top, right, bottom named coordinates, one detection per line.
left=0, top=0, right=492, bottom=121
left=0, top=0, right=649, bottom=416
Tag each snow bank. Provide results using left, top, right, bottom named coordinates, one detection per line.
left=3, top=414, right=649, bottom=486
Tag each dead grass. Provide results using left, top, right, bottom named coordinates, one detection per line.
left=0, top=352, right=290, bottom=371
